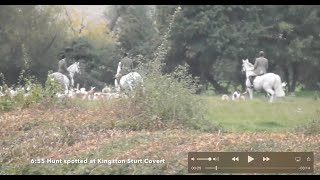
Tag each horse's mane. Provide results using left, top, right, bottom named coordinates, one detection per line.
left=246, top=61, right=254, bottom=68
left=67, top=62, right=78, bottom=72
left=243, top=60, right=254, bottom=70
left=67, top=63, right=74, bottom=70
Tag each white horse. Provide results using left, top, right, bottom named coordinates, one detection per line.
left=241, top=59, right=285, bottom=103
left=114, top=62, right=143, bottom=92
left=51, top=62, right=81, bottom=94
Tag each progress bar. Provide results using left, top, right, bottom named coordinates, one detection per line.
left=213, top=167, right=297, bottom=170
left=205, top=166, right=218, bottom=170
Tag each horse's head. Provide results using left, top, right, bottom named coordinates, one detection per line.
left=68, top=62, right=81, bottom=75
left=241, top=59, right=254, bottom=73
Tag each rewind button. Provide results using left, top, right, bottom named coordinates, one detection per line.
left=232, top=157, right=240, bottom=162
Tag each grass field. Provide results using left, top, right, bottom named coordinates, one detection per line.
left=0, top=95, right=319, bottom=175
left=205, top=96, right=320, bottom=132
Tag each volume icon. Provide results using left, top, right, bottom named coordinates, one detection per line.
left=232, top=157, right=239, bottom=162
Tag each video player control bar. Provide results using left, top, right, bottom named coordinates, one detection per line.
left=188, top=152, right=313, bottom=173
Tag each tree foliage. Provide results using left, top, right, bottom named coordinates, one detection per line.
left=0, top=5, right=69, bottom=85
left=162, top=5, right=320, bottom=93
left=1, top=5, right=320, bottom=93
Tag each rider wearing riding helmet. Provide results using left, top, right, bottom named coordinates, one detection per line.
left=248, top=51, right=269, bottom=88
left=115, top=52, right=134, bottom=85
left=58, top=52, right=71, bottom=84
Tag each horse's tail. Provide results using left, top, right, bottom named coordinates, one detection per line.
left=274, top=74, right=285, bottom=97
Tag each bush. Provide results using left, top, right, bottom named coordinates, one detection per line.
left=0, top=73, right=66, bottom=112
left=0, top=97, right=15, bottom=111
left=115, top=6, right=217, bottom=132
left=124, top=58, right=216, bottom=132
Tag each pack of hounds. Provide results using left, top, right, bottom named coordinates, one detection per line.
left=221, top=91, right=246, bottom=101
left=0, top=84, right=128, bottom=101
left=1, top=82, right=287, bottom=102
left=56, top=84, right=128, bottom=101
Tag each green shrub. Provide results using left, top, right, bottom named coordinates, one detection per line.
left=116, top=6, right=217, bottom=132
left=0, top=97, right=15, bottom=111
left=0, top=72, right=66, bottom=111
left=124, top=58, right=217, bottom=132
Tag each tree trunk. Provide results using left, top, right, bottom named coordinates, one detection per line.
left=109, top=13, right=121, bottom=32
left=291, top=62, right=299, bottom=92
left=206, top=73, right=228, bottom=94
left=64, top=7, right=77, bottom=36
left=198, top=60, right=206, bottom=93
left=281, top=65, right=291, bottom=92
left=108, top=6, right=129, bottom=32
left=41, top=33, right=57, bottom=56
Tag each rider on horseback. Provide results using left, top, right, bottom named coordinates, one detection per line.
left=248, top=51, right=269, bottom=88
left=115, top=52, right=134, bottom=86
left=58, top=53, right=71, bottom=86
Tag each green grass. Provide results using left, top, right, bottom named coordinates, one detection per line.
left=1, top=94, right=319, bottom=175
left=294, top=90, right=320, bottom=98
left=204, top=95, right=320, bottom=132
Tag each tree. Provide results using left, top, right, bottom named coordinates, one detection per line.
left=256, top=5, right=320, bottom=92
left=160, top=5, right=320, bottom=93
left=105, top=5, right=160, bottom=59
left=0, top=5, right=70, bottom=85
left=167, top=5, right=261, bottom=93
left=154, top=5, right=178, bottom=36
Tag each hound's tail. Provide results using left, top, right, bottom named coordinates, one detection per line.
left=274, top=75, right=285, bottom=97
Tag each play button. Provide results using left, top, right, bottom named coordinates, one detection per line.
left=248, top=155, right=254, bottom=163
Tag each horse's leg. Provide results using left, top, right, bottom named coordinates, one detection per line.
left=247, top=88, right=253, bottom=100
left=65, top=84, right=68, bottom=95
left=245, top=78, right=253, bottom=100
left=70, top=77, right=74, bottom=88
left=265, top=92, right=268, bottom=99
left=64, top=77, right=69, bottom=95
left=264, top=88, right=274, bottom=103
left=115, top=79, right=120, bottom=92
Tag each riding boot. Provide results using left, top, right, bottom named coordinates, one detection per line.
left=67, top=74, right=72, bottom=88
left=249, top=76, right=254, bottom=88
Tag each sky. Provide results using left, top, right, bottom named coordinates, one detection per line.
left=66, top=5, right=109, bottom=21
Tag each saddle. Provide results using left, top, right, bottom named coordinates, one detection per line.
left=58, top=72, right=72, bottom=87
left=249, top=73, right=265, bottom=89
